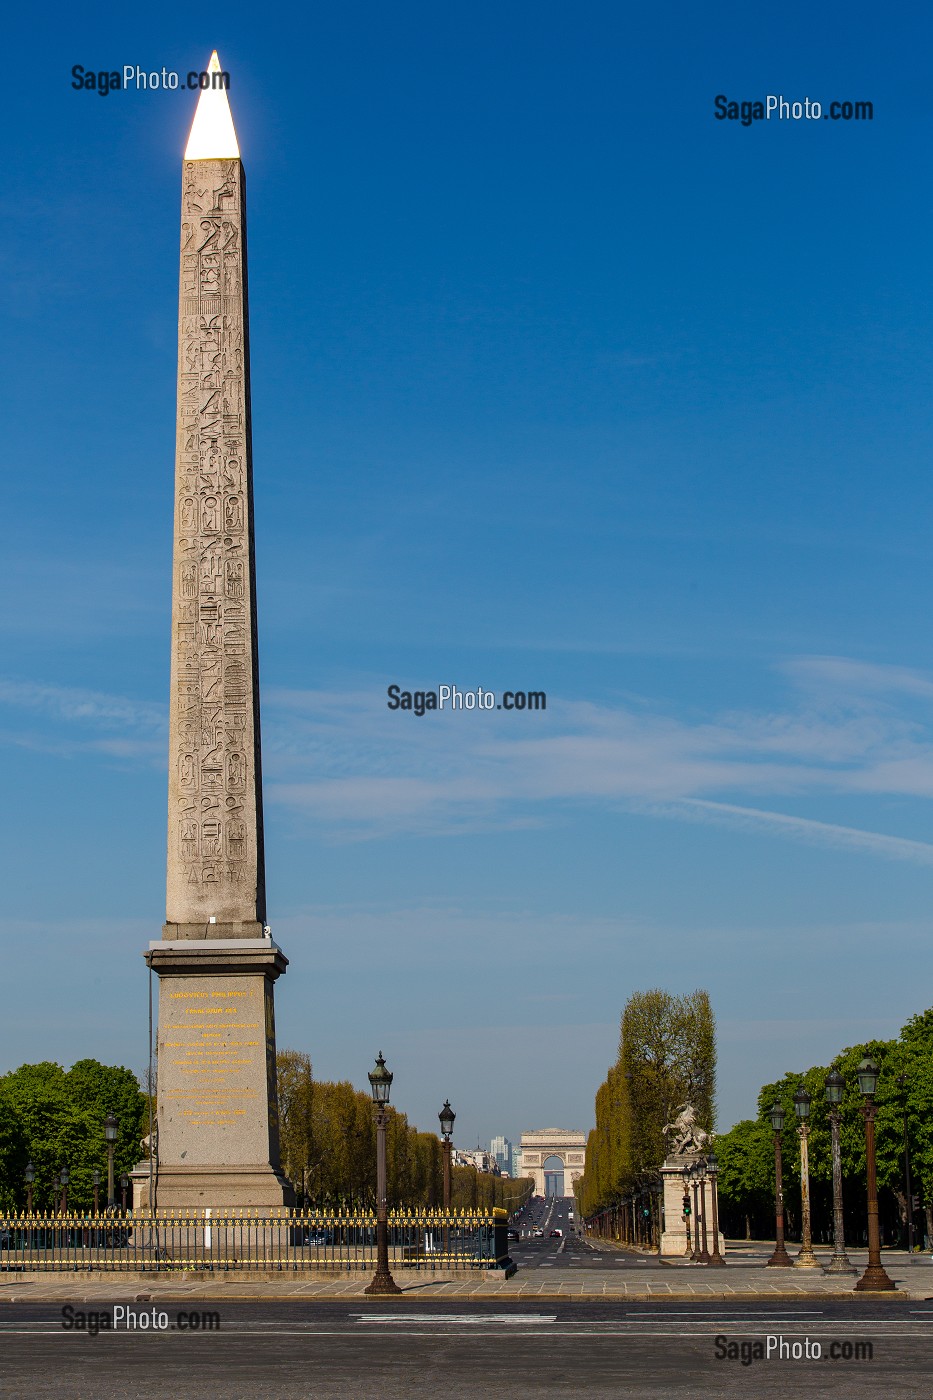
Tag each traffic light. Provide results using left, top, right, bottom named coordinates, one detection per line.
left=683, top=1194, right=691, bottom=1217
left=642, top=1207, right=650, bottom=1218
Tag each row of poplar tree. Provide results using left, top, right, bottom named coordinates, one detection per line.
left=714, top=1008, right=933, bottom=1246
left=576, top=989, right=716, bottom=1218
left=277, top=1051, right=532, bottom=1211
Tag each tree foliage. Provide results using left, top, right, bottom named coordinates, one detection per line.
left=577, top=989, right=716, bottom=1216
left=715, top=1004, right=933, bottom=1245
left=0, top=1060, right=148, bottom=1211
left=275, top=1050, right=532, bottom=1211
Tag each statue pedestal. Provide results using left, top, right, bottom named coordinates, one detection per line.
left=659, top=1154, right=725, bottom=1258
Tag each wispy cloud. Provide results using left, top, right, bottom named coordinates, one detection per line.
left=671, top=798, right=933, bottom=866
left=263, top=658, right=933, bottom=860
left=0, top=679, right=166, bottom=761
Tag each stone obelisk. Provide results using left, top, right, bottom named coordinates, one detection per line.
left=144, top=52, right=292, bottom=1210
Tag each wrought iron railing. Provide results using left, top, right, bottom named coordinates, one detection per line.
left=0, top=1207, right=511, bottom=1273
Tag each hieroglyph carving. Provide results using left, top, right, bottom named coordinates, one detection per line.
left=167, top=159, right=264, bottom=924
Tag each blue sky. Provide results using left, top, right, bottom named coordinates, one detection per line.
left=2, top=2, right=932, bottom=1153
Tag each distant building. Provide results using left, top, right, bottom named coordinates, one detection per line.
left=453, top=1148, right=499, bottom=1174
left=490, top=1135, right=513, bottom=1176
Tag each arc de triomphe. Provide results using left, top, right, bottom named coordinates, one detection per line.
left=518, top=1129, right=586, bottom=1197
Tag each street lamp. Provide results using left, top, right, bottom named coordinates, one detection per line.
left=793, top=1087, right=820, bottom=1268
left=706, top=1151, right=725, bottom=1266
left=24, top=1161, right=35, bottom=1214
left=439, top=1100, right=455, bottom=1209
left=895, top=1073, right=914, bottom=1253
left=104, top=1113, right=118, bottom=1209
left=823, top=1069, right=855, bottom=1274
left=120, top=1174, right=130, bottom=1212
left=59, top=1166, right=70, bottom=1216
left=92, top=1168, right=101, bottom=1215
left=364, top=1053, right=401, bottom=1296
left=767, top=1102, right=792, bottom=1266
left=696, top=1160, right=711, bottom=1264
left=855, top=1057, right=896, bottom=1292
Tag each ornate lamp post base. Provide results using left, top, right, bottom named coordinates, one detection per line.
left=854, top=1264, right=896, bottom=1292
left=793, top=1246, right=823, bottom=1269
left=364, top=1271, right=403, bottom=1296
left=766, top=1241, right=793, bottom=1267
left=824, top=1253, right=857, bottom=1275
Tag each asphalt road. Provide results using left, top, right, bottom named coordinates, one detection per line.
left=509, top=1195, right=645, bottom=1272
left=2, top=1296, right=931, bottom=1399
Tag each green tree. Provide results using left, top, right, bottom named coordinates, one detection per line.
left=715, top=1118, right=774, bottom=1238
left=0, top=1060, right=147, bottom=1211
left=621, top=988, right=716, bottom=1184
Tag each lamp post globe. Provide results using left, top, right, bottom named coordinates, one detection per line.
left=856, top=1056, right=879, bottom=1097
left=368, top=1053, right=393, bottom=1105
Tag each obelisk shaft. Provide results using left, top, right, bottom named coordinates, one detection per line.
left=139, top=60, right=292, bottom=1211
left=166, top=157, right=265, bottom=935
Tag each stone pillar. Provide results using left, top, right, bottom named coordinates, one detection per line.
left=140, top=57, right=292, bottom=1212
left=659, top=1154, right=725, bottom=1258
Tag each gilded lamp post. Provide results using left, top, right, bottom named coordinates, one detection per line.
left=793, top=1087, right=821, bottom=1268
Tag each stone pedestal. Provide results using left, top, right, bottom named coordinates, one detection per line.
left=659, top=1154, right=725, bottom=1258
left=142, top=939, right=293, bottom=1211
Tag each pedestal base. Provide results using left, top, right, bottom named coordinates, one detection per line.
left=132, top=1162, right=294, bottom=1212
left=143, top=938, right=293, bottom=1214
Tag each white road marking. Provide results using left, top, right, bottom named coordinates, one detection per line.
left=354, top=1313, right=557, bottom=1325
